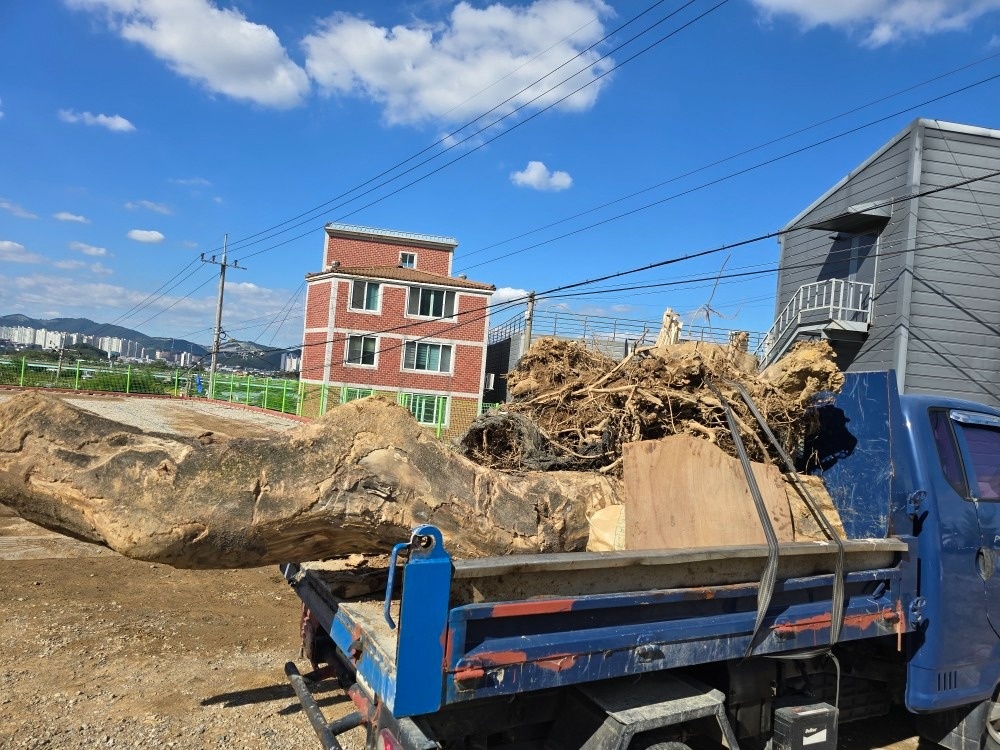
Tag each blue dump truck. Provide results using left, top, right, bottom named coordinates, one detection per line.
left=280, top=370, right=1000, bottom=750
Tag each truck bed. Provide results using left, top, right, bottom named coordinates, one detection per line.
left=285, top=533, right=912, bottom=720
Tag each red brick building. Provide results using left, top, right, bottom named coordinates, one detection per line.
left=300, top=223, right=495, bottom=437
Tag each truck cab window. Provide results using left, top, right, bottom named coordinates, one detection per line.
left=956, top=422, right=1000, bottom=501
left=931, top=409, right=967, bottom=496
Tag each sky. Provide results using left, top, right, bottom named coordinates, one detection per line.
left=2, top=0, right=1000, bottom=350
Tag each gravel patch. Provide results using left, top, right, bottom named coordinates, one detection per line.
left=0, top=392, right=301, bottom=436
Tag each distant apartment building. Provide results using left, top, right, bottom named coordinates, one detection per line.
left=280, top=352, right=301, bottom=372
left=299, top=223, right=495, bottom=438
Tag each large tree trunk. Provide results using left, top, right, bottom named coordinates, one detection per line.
left=0, top=393, right=621, bottom=568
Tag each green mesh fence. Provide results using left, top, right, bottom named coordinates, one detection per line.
left=0, top=356, right=494, bottom=434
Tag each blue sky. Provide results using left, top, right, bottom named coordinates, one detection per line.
left=2, top=0, right=1000, bottom=349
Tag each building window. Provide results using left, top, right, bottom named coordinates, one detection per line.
left=403, top=341, right=453, bottom=373
left=399, top=393, right=448, bottom=426
left=346, top=335, right=377, bottom=366
left=407, top=287, right=456, bottom=318
left=400, top=252, right=416, bottom=269
left=342, top=387, right=375, bottom=403
left=350, top=280, right=380, bottom=311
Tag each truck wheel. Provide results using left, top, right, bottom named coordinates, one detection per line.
left=986, top=696, right=1000, bottom=750
left=628, top=738, right=691, bottom=750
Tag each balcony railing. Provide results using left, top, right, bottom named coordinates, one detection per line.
left=755, top=279, right=873, bottom=365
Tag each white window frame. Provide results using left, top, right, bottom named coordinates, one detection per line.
left=399, top=252, right=417, bottom=269
left=406, top=286, right=457, bottom=320
left=402, top=341, right=454, bottom=375
left=344, top=334, right=378, bottom=368
left=399, top=393, right=449, bottom=427
left=349, top=280, right=381, bottom=313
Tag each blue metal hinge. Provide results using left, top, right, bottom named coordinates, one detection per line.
left=907, top=490, right=927, bottom=520
left=383, top=526, right=446, bottom=630
left=909, top=596, right=927, bottom=626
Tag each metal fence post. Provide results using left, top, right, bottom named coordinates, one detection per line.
left=320, top=384, right=328, bottom=416
left=436, top=397, right=445, bottom=438
left=229, top=374, right=235, bottom=403
left=296, top=381, right=304, bottom=417
left=75, top=361, right=81, bottom=390
left=246, top=375, right=252, bottom=405
left=174, top=369, right=180, bottom=397
left=19, top=356, right=25, bottom=387
left=281, top=379, right=288, bottom=414
left=125, top=364, right=132, bottom=394
left=263, top=378, right=270, bottom=410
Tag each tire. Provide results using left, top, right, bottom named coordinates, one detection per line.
left=627, top=734, right=692, bottom=750
left=986, top=694, right=1000, bottom=750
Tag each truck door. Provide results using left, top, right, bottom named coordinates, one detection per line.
left=947, top=410, right=1000, bottom=638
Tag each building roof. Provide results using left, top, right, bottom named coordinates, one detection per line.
left=324, top=222, right=458, bottom=251
left=307, top=265, right=495, bottom=291
left=782, top=118, right=1000, bottom=232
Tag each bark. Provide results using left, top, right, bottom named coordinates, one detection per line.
left=0, top=393, right=622, bottom=568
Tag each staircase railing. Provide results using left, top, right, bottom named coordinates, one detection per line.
left=755, top=279, right=873, bottom=365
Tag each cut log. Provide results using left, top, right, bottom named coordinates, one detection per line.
left=0, top=393, right=622, bottom=568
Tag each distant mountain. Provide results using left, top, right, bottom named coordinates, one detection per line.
left=0, top=314, right=208, bottom=356
left=216, top=339, right=299, bottom=372
left=0, top=315, right=301, bottom=371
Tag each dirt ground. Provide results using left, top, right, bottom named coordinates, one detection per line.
left=0, top=393, right=362, bottom=749
left=0, top=392, right=927, bottom=749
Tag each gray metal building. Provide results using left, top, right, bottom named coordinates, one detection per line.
left=759, top=118, right=1000, bottom=407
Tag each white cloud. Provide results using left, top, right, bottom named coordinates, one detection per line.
left=0, top=97, right=4, bottom=119
left=127, top=229, right=165, bottom=243
left=125, top=199, right=172, bottom=215
left=181, top=240, right=199, bottom=248
left=53, top=211, right=91, bottom=223
left=67, top=0, right=310, bottom=108
left=303, top=0, right=613, bottom=126
left=491, top=286, right=530, bottom=305
left=0, top=240, right=44, bottom=264
left=89, top=262, right=114, bottom=276
left=751, top=0, right=1000, bottom=45
left=0, top=198, right=38, bottom=219
left=69, top=240, right=109, bottom=256
left=170, top=176, right=211, bottom=186
left=58, top=108, right=136, bottom=132
left=510, top=160, right=573, bottom=191
left=54, top=259, right=87, bottom=271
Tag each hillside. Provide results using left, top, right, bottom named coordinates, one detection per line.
left=0, top=314, right=209, bottom=356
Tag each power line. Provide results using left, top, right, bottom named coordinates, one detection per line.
left=130, top=273, right=217, bottom=331
left=454, top=49, right=1000, bottom=265
left=218, top=0, right=697, bottom=256
left=269, top=167, right=1000, bottom=363
left=457, top=71, right=1000, bottom=272
left=235, top=0, right=731, bottom=262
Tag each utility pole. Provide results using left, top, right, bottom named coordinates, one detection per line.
left=201, top=234, right=244, bottom=399
left=522, top=291, right=535, bottom=357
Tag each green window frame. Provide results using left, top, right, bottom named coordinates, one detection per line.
left=342, top=387, right=375, bottom=403
left=399, top=393, right=448, bottom=426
